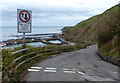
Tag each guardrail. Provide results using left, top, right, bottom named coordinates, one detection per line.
left=13, top=48, right=29, bottom=54
left=3, top=47, right=55, bottom=82
left=2, top=43, right=91, bottom=82
left=9, top=48, right=54, bottom=73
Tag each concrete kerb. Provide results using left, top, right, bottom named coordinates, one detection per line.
left=97, top=51, right=120, bottom=67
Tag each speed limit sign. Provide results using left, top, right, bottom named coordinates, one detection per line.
left=17, top=9, right=32, bottom=33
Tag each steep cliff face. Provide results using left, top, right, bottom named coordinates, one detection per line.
left=63, top=15, right=100, bottom=43
left=63, top=4, right=120, bottom=57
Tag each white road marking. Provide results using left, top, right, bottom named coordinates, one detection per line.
left=111, top=72, right=118, bottom=74
left=44, top=70, right=57, bottom=73
left=52, top=55, right=56, bottom=57
left=63, top=71, right=76, bottom=73
left=31, top=67, right=42, bottom=69
left=89, top=46, right=92, bottom=48
left=108, top=71, right=118, bottom=74
left=63, top=68, right=75, bottom=71
left=28, top=69, right=40, bottom=72
left=46, top=68, right=57, bottom=70
left=78, top=71, right=85, bottom=75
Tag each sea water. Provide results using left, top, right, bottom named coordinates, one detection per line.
left=0, top=26, right=63, bottom=41
left=0, top=26, right=63, bottom=47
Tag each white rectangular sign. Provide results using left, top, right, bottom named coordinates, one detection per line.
left=17, top=9, right=32, bottom=33
left=18, top=23, right=31, bottom=33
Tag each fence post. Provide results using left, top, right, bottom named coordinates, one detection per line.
left=43, top=47, right=44, bottom=56
left=22, top=44, right=27, bottom=55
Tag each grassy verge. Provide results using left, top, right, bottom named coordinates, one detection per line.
left=99, top=48, right=118, bottom=57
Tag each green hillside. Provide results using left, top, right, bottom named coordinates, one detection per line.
left=97, top=5, right=119, bottom=57
left=62, top=15, right=100, bottom=43
left=62, top=4, right=120, bottom=57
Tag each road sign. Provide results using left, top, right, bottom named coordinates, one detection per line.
left=17, top=9, right=32, bottom=33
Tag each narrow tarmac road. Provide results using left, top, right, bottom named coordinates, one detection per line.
left=23, top=45, right=119, bottom=82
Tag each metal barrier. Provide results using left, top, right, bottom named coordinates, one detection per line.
left=6, top=47, right=54, bottom=75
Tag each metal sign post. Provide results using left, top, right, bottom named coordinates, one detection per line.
left=23, top=33, right=25, bottom=44
left=17, top=9, right=32, bottom=45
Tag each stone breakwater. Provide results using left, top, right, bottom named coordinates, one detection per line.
left=1, top=33, right=75, bottom=46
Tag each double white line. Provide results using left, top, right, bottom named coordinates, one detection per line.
left=28, top=67, right=85, bottom=75
left=63, top=68, right=76, bottom=73
left=44, top=67, right=57, bottom=73
left=63, top=68, right=85, bottom=75
left=28, top=67, right=42, bottom=72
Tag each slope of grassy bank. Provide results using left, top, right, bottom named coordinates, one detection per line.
left=97, top=5, right=119, bottom=58
left=62, top=4, right=120, bottom=57
left=62, top=15, right=100, bottom=43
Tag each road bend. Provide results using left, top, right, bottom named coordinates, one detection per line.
left=23, top=45, right=119, bottom=82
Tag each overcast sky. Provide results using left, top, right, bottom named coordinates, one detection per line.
left=0, top=0, right=119, bottom=26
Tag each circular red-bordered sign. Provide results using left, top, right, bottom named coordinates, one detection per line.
left=19, top=10, right=30, bottom=22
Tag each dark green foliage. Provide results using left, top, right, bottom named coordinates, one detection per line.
left=2, top=49, right=14, bottom=70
